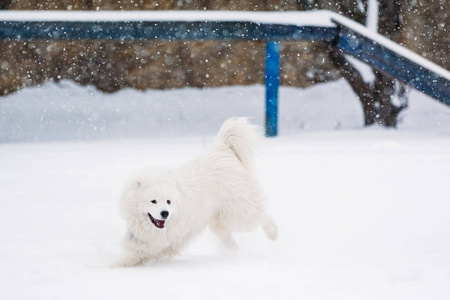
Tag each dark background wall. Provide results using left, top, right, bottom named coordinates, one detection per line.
left=0, top=0, right=447, bottom=95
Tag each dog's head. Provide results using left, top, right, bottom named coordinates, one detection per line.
left=120, top=168, right=182, bottom=233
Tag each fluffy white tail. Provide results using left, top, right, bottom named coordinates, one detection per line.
left=214, top=117, right=263, bottom=171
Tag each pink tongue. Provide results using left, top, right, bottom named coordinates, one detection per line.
left=156, top=220, right=165, bottom=227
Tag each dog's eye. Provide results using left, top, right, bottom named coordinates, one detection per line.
left=167, top=200, right=171, bottom=205
left=151, top=200, right=157, bottom=204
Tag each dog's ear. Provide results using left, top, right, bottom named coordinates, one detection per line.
left=135, top=179, right=153, bottom=189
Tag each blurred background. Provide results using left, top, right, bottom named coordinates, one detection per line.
left=0, top=0, right=447, bottom=96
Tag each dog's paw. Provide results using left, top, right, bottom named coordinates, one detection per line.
left=222, top=237, right=238, bottom=250
left=110, top=259, right=135, bottom=268
left=110, top=254, right=146, bottom=268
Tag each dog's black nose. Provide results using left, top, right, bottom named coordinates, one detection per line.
left=160, top=210, right=169, bottom=219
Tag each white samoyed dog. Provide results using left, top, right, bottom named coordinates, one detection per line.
left=114, top=117, right=277, bottom=267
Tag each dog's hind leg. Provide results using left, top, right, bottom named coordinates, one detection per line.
left=210, top=218, right=237, bottom=249
left=261, top=215, right=278, bottom=241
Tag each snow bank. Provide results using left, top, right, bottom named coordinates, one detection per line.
left=1, top=79, right=449, bottom=143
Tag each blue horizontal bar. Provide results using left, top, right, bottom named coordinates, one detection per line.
left=0, top=21, right=337, bottom=42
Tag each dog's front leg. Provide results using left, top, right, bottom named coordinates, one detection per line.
left=111, top=233, right=154, bottom=267
left=111, top=249, right=152, bottom=268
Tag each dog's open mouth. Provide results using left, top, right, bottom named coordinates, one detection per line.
left=148, top=213, right=165, bottom=229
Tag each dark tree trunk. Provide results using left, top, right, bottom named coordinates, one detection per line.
left=373, top=70, right=408, bottom=127
left=374, top=0, right=408, bottom=127
left=327, top=44, right=377, bottom=126
left=328, top=0, right=409, bottom=128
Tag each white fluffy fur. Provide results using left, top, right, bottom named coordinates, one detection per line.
left=114, top=117, right=277, bottom=267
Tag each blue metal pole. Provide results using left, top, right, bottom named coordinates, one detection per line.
left=265, top=41, right=280, bottom=137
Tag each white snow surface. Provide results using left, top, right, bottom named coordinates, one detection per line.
left=1, top=81, right=450, bottom=299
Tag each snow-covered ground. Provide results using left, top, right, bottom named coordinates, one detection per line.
left=1, top=80, right=450, bottom=299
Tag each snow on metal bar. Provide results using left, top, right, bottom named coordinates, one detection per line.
left=334, top=21, right=450, bottom=105
left=0, top=10, right=335, bottom=27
